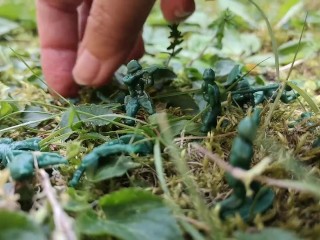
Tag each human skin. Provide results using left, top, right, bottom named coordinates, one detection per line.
left=36, top=0, right=195, bottom=97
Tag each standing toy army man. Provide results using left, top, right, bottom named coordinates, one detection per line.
left=122, top=60, right=176, bottom=126
left=201, top=68, right=222, bottom=133
left=123, top=60, right=155, bottom=126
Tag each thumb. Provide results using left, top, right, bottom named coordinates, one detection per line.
left=73, top=0, right=155, bottom=86
left=161, top=0, right=195, bottom=22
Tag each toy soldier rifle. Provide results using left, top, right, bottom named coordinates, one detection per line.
left=230, top=84, right=281, bottom=95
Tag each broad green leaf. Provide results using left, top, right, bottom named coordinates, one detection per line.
left=245, top=53, right=275, bottom=66
left=0, top=17, right=18, bottom=36
left=226, top=65, right=240, bottom=85
left=21, top=106, right=52, bottom=128
left=217, top=0, right=257, bottom=28
left=306, top=12, right=320, bottom=26
left=235, top=227, right=301, bottom=240
left=0, top=101, right=13, bottom=117
left=60, top=104, right=117, bottom=130
left=64, top=188, right=92, bottom=212
left=0, top=210, right=46, bottom=240
left=278, top=39, right=313, bottom=59
left=66, top=141, right=81, bottom=159
left=193, top=92, right=207, bottom=112
left=275, top=0, right=302, bottom=27
left=287, top=81, right=320, bottom=113
left=77, top=188, right=183, bottom=240
left=0, top=82, right=10, bottom=97
left=221, top=28, right=261, bottom=57
left=166, top=119, right=201, bottom=136
left=0, top=1, right=36, bottom=29
left=149, top=114, right=200, bottom=136
left=185, top=11, right=215, bottom=28
left=78, top=132, right=111, bottom=141
left=213, top=60, right=238, bottom=78
left=276, top=0, right=300, bottom=21
left=248, top=0, right=279, bottom=80
left=164, top=94, right=199, bottom=114
left=185, top=67, right=203, bottom=81
left=67, top=107, right=85, bottom=131
left=88, top=156, right=140, bottom=182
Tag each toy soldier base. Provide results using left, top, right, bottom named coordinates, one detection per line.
left=124, top=93, right=155, bottom=126
left=219, top=186, right=274, bottom=221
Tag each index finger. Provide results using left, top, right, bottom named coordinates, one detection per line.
left=36, top=0, right=83, bottom=96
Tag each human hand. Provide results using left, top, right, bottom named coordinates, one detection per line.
left=36, top=0, right=195, bottom=96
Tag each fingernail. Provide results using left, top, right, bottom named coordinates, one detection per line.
left=174, top=10, right=193, bottom=20
left=73, top=49, right=101, bottom=85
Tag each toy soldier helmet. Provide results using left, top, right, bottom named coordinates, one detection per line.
left=284, top=85, right=292, bottom=91
left=127, top=60, right=142, bottom=74
left=203, top=68, right=215, bottom=80
left=238, top=117, right=258, bottom=141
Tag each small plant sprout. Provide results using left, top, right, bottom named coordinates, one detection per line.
left=166, top=24, right=184, bottom=66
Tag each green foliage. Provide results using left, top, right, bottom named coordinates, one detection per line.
left=0, top=101, right=14, bottom=118
left=0, top=210, right=46, bottom=240
left=60, top=104, right=118, bottom=131
left=0, top=0, right=36, bottom=30
left=0, top=17, right=18, bottom=35
left=166, top=24, right=184, bottom=65
left=235, top=227, right=301, bottom=240
left=21, top=106, right=52, bottom=128
left=286, top=81, right=319, bottom=113
left=77, top=188, right=183, bottom=240
left=209, top=9, right=235, bottom=49
left=248, top=0, right=280, bottom=80
left=63, top=188, right=92, bottom=212
left=88, top=155, right=140, bottom=182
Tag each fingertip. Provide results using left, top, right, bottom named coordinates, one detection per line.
left=126, top=35, right=145, bottom=62
left=72, top=49, right=123, bottom=87
left=73, top=36, right=145, bottom=88
left=73, top=35, right=145, bottom=87
left=161, top=0, right=195, bottom=22
left=48, top=84, right=79, bottom=98
left=73, top=0, right=153, bottom=87
left=42, top=48, right=79, bottom=97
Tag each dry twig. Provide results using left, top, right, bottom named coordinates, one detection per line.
left=192, top=143, right=320, bottom=196
left=38, top=169, right=76, bottom=240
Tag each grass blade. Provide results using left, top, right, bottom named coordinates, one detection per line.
left=248, top=0, right=279, bottom=81
left=287, top=81, right=319, bottom=113
left=154, top=139, right=171, bottom=197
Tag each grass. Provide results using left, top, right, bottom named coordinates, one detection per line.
left=0, top=0, right=320, bottom=239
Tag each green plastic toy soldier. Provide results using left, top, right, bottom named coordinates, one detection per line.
left=230, top=83, right=298, bottom=106
left=223, top=65, right=255, bottom=108
left=0, top=138, right=67, bottom=180
left=254, top=84, right=298, bottom=105
left=69, top=134, right=153, bottom=187
left=201, top=68, right=222, bottom=133
left=231, top=78, right=255, bottom=108
left=123, top=60, right=176, bottom=125
left=217, top=109, right=274, bottom=221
